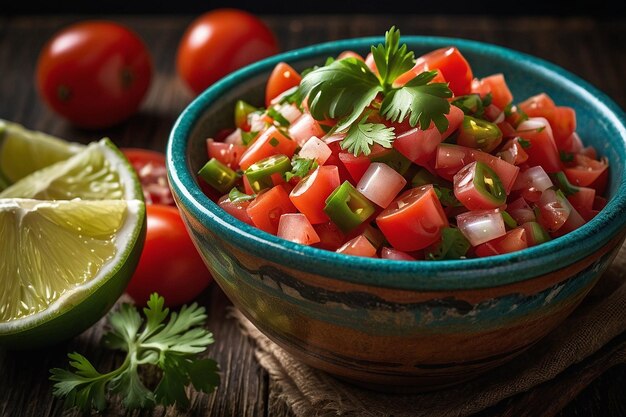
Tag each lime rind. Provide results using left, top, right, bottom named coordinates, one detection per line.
left=0, top=119, right=84, bottom=184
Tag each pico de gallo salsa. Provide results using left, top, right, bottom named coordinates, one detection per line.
left=197, top=27, right=609, bottom=260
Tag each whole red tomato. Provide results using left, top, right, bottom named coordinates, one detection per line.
left=36, top=21, right=152, bottom=129
left=126, top=205, right=213, bottom=307
left=176, top=9, right=278, bottom=95
left=122, top=148, right=175, bottom=206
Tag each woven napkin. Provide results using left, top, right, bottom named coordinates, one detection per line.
left=233, top=241, right=626, bottom=417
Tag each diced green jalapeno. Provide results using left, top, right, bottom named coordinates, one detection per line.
left=198, top=158, right=240, bottom=193
left=501, top=210, right=518, bottom=229
left=370, top=148, right=411, bottom=175
left=426, top=227, right=471, bottom=260
left=458, top=115, right=502, bottom=152
left=324, top=181, right=375, bottom=233
left=474, top=162, right=506, bottom=206
left=551, top=171, right=580, bottom=196
left=452, top=94, right=484, bottom=117
left=411, top=167, right=439, bottom=187
left=234, top=100, right=258, bottom=129
left=525, top=221, right=551, bottom=245
left=244, top=154, right=291, bottom=192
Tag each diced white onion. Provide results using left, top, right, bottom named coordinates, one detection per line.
left=224, top=129, right=243, bottom=145
left=275, top=103, right=302, bottom=124
left=288, top=113, right=324, bottom=146
left=298, top=136, right=332, bottom=165
left=456, top=209, right=506, bottom=246
left=512, top=166, right=553, bottom=192
left=356, top=163, right=407, bottom=208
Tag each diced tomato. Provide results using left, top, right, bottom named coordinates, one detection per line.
left=562, top=132, right=584, bottom=154
left=393, top=105, right=463, bottom=166
left=435, top=144, right=520, bottom=193
left=381, top=247, right=416, bottom=261
left=246, top=185, right=298, bottom=234
left=498, top=138, right=529, bottom=166
left=563, top=154, right=609, bottom=195
left=519, top=93, right=556, bottom=117
left=453, top=161, right=506, bottom=210
left=338, top=152, right=371, bottom=183
left=364, top=52, right=379, bottom=75
left=218, top=195, right=254, bottom=225
left=393, top=63, right=447, bottom=87
left=277, top=213, right=321, bottom=245
left=266, top=62, right=301, bottom=107
left=497, top=121, right=517, bottom=139
left=239, top=126, right=297, bottom=170
left=206, top=138, right=247, bottom=169
left=516, top=117, right=561, bottom=173
left=507, top=197, right=536, bottom=224
left=313, top=221, right=346, bottom=251
left=288, top=113, right=326, bottom=146
left=567, top=186, right=596, bottom=221
left=474, top=227, right=528, bottom=257
left=289, top=165, right=341, bottom=224
left=550, top=106, right=577, bottom=147
left=336, top=234, right=378, bottom=257
left=376, top=185, right=449, bottom=251
left=475, top=74, right=513, bottom=110
left=337, top=50, right=364, bottom=61
left=552, top=204, right=586, bottom=237
left=415, top=46, right=473, bottom=96
left=536, top=188, right=571, bottom=233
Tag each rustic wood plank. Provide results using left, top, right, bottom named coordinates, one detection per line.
left=0, top=15, right=625, bottom=417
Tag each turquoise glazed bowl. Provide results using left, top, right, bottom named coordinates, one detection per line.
left=167, top=36, right=626, bottom=390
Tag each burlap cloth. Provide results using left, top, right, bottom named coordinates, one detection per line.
left=233, top=241, right=626, bottom=417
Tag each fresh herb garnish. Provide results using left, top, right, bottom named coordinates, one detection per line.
left=341, top=116, right=396, bottom=156
left=297, top=26, right=452, bottom=156
left=267, top=107, right=291, bottom=127
left=49, top=294, right=219, bottom=411
left=551, top=171, right=580, bottom=196
left=241, top=130, right=258, bottom=146
left=284, top=156, right=319, bottom=181
left=517, top=137, right=531, bottom=148
left=426, top=227, right=471, bottom=260
left=560, top=150, right=575, bottom=163
left=229, top=187, right=255, bottom=203
left=434, top=186, right=463, bottom=207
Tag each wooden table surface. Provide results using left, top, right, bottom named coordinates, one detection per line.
left=0, top=14, right=625, bottom=417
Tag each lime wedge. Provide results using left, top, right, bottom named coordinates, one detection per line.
left=0, top=198, right=144, bottom=346
left=0, top=138, right=138, bottom=201
left=0, top=129, right=146, bottom=348
left=0, top=119, right=84, bottom=185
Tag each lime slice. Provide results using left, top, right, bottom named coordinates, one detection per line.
left=0, top=119, right=84, bottom=185
left=0, top=138, right=138, bottom=201
left=0, top=131, right=146, bottom=348
left=0, top=198, right=145, bottom=347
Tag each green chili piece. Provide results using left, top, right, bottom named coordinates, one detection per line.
left=244, top=154, right=291, bottom=192
left=501, top=210, right=518, bottom=229
left=369, top=148, right=412, bottom=176
left=426, top=227, right=471, bottom=260
left=324, top=181, right=376, bottom=233
left=452, top=94, right=484, bottom=117
left=525, top=221, right=551, bottom=245
left=198, top=158, right=240, bottom=193
left=234, top=100, right=258, bottom=129
left=474, top=162, right=506, bottom=206
left=551, top=171, right=580, bottom=196
left=458, top=115, right=502, bottom=152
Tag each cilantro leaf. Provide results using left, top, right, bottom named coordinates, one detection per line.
left=50, top=293, right=219, bottom=412
left=426, top=227, right=471, bottom=260
left=298, top=57, right=383, bottom=131
left=341, top=117, right=396, bottom=156
left=380, top=70, right=452, bottom=133
left=228, top=187, right=255, bottom=203
left=371, top=26, right=415, bottom=87
left=284, top=156, right=318, bottom=181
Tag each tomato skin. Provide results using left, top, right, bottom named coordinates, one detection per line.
left=36, top=21, right=152, bottom=129
left=126, top=205, right=212, bottom=307
left=206, top=139, right=246, bottom=169
left=122, top=148, right=174, bottom=206
left=563, top=154, right=609, bottom=195
left=176, top=9, right=278, bottom=95
left=415, top=47, right=473, bottom=96
left=247, top=185, right=297, bottom=234
left=376, top=185, right=449, bottom=251
left=238, top=126, right=297, bottom=170
left=474, top=227, right=528, bottom=257
left=516, top=118, right=561, bottom=173
left=266, top=62, right=301, bottom=106
left=289, top=166, right=341, bottom=224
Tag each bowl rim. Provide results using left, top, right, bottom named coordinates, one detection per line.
left=167, top=35, right=626, bottom=291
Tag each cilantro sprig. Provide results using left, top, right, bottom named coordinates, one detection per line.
left=284, top=156, right=318, bottom=181
left=50, top=294, right=219, bottom=411
left=297, top=26, right=452, bottom=156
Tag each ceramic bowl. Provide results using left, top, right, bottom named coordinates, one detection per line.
left=167, top=36, right=626, bottom=390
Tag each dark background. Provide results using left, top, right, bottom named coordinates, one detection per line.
left=4, top=0, right=626, bottom=16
